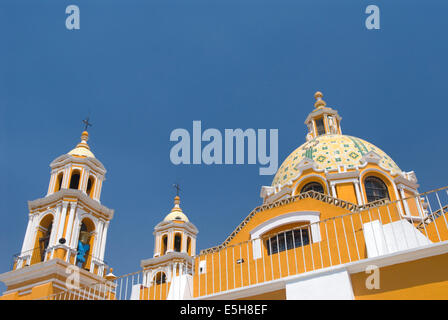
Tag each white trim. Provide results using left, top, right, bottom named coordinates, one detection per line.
left=250, top=211, right=321, bottom=240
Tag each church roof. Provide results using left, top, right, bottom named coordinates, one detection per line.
left=272, top=134, right=402, bottom=187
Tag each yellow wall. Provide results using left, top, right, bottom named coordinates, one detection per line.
left=351, top=252, right=448, bottom=300
left=336, top=183, right=357, bottom=204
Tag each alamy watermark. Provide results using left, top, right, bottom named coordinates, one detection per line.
left=169, top=121, right=278, bottom=175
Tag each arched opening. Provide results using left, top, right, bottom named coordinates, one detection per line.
left=364, top=176, right=390, bottom=203
left=174, top=233, right=182, bottom=252
left=35, top=215, right=53, bottom=263
left=186, top=237, right=191, bottom=255
left=300, top=182, right=324, bottom=194
left=161, top=235, right=168, bottom=255
left=76, top=218, right=95, bottom=269
left=54, top=172, right=64, bottom=192
left=154, top=271, right=167, bottom=285
left=315, top=117, right=325, bottom=136
left=86, top=176, right=95, bottom=198
left=69, top=170, right=81, bottom=190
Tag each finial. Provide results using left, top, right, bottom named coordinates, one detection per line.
left=81, top=131, right=89, bottom=142
left=314, top=91, right=326, bottom=108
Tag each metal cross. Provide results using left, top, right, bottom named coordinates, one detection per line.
left=173, top=184, right=181, bottom=197
left=82, top=117, right=92, bottom=131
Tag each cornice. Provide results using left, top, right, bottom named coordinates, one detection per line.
left=28, top=189, right=114, bottom=220
left=140, top=252, right=193, bottom=268
left=50, top=154, right=106, bottom=175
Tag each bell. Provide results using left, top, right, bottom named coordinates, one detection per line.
left=79, top=231, right=91, bottom=244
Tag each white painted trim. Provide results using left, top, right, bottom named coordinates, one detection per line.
left=250, top=211, right=321, bottom=241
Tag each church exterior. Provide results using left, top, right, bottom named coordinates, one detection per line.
left=1, top=92, right=448, bottom=300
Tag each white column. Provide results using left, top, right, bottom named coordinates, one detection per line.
left=47, top=173, right=56, bottom=196
left=55, top=202, right=69, bottom=244
left=331, top=183, right=337, bottom=198
left=94, top=221, right=104, bottom=259
left=99, top=222, right=109, bottom=260
left=167, top=231, right=174, bottom=253
left=62, top=166, right=71, bottom=189
left=154, top=233, right=160, bottom=257
left=399, top=187, right=411, bottom=216
left=191, top=238, right=197, bottom=256
left=181, top=233, right=187, bottom=253
left=64, top=203, right=77, bottom=248
left=70, top=214, right=81, bottom=249
left=354, top=181, right=363, bottom=205
left=21, top=215, right=34, bottom=254
left=24, top=215, right=38, bottom=254
left=49, top=204, right=62, bottom=247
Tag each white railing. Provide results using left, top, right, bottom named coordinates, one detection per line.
left=43, top=186, right=448, bottom=300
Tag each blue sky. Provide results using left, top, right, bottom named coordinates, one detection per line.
left=0, top=0, right=447, bottom=288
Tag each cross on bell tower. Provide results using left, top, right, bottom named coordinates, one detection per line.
left=82, top=117, right=92, bottom=131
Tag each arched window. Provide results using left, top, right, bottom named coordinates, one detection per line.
left=161, top=235, right=168, bottom=255
left=300, top=182, right=324, bottom=194
left=154, top=271, right=166, bottom=285
left=186, top=237, right=191, bottom=255
left=265, top=227, right=310, bottom=255
left=37, top=216, right=53, bottom=262
left=364, top=176, right=390, bottom=203
left=174, top=233, right=182, bottom=252
left=86, top=176, right=95, bottom=198
left=76, top=219, right=94, bottom=269
left=55, top=172, right=64, bottom=192
left=69, top=170, right=81, bottom=190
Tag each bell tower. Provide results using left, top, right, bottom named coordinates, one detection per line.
left=139, top=191, right=198, bottom=300
left=0, top=127, right=115, bottom=300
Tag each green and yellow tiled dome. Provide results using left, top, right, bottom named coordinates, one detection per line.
left=272, top=134, right=402, bottom=186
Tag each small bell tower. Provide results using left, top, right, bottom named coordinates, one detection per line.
left=0, top=123, right=115, bottom=300
left=139, top=188, right=198, bottom=300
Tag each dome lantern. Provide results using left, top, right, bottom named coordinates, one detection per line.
left=305, top=91, right=342, bottom=140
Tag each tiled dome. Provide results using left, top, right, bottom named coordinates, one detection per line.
left=272, top=134, right=402, bottom=187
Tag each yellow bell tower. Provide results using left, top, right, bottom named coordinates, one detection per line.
left=139, top=191, right=198, bottom=300
left=0, top=128, right=115, bottom=300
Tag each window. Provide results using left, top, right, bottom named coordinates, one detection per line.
left=266, top=228, right=310, bottom=255
left=364, top=176, right=389, bottom=203
left=186, top=237, right=191, bottom=255
left=154, top=272, right=166, bottom=284
left=315, top=118, right=325, bottom=136
left=69, top=171, right=81, bottom=189
left=38, top=221, right=53, bottom=262
left=161, top=235, right=168, bottom=255
left=55, top=172, right=64, bottom=192
left=174, top=234, right=182, bottom=252
left=86, top=176, right=95, bottom=198
left=301, top=182, right=324, bottom=194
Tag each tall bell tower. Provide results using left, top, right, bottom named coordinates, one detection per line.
left=0, top=127, right=115, bottom=300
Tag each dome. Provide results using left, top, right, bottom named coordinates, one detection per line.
left=272, top=134, right=402, bottom=187
left=163, top=196, right=189, bottom=223
left=68, top=131, right=95, bottom=158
